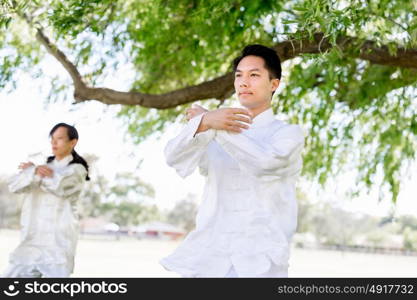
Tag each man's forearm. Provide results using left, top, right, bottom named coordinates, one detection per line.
left=195, top=114, right=211, bottom=134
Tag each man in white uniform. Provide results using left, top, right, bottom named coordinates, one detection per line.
left=161, top=44, right=305, bottom=277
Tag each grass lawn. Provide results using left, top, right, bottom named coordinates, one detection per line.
left=1, top=229, right=416, bottom=277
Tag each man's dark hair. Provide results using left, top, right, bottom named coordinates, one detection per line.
left=232, top=44, right=282, bottom=80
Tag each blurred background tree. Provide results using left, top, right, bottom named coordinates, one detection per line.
left=0, top=176, right=22, bottom=229
left=79, top=155, right=160, bottom=227
left=165, top=193, right=198, bottom=233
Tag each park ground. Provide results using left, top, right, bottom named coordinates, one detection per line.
left=0, top=229, right=416, bottom=277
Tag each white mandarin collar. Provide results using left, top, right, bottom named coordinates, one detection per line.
left=250, top=108, right=275, bottom=128
left=53, top=154, right=73, bottom=167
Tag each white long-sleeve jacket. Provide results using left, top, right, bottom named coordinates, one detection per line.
left=160, top=108, right=305, bottom=277
left=7, top=154, right=86, bottom=275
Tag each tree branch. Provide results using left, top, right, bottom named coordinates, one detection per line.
left=273, top=33, right=417, bottom=69
left=35, top=29, right=86, bottom=91
left=31, top=27, right=417, bottom=109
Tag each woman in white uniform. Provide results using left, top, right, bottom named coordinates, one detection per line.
left=2, top=123, right=89, bottom=278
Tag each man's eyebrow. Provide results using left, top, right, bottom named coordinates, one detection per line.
left=235, top=68, right=261, bottom=72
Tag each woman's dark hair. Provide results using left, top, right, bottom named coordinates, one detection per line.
left=47, top=123, right=90, bottom=181
left=232, top=44, right=282, bottom=80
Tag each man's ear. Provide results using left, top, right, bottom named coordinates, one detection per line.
left=271, top=79, right=280, bottom=93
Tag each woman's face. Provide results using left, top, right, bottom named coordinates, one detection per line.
left=50, top=127, right=77, bottom=159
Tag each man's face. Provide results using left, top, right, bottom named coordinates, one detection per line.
left=234, top=55, right=279, bottom=111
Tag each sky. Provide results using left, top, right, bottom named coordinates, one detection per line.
left=0, top=58, right=416, bottom=217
